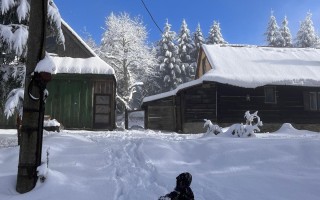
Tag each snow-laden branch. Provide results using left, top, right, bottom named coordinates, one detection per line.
left=0, top=0, right=15, bottom=15
left=17, top=0, right=30, bottom=22
left=48, top=0, right=65, bottom=46
left=4, top=88, right=24, bottom=118
left=0, top=24, right=28, bottom=56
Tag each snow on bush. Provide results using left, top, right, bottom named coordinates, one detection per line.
left=226, top=111, right=263, bottom=137
left=203, top=119, right=222, bottom=135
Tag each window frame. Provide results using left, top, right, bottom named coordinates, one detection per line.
left=309, top=92, right=318, bottom=111
left=303, top=91, right=320, bottom=112
left=264, top=86, right=277, bottom=104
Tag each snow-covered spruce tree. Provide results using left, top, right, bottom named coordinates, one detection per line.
left=206, top=21, right=227, bottom=45
left=280, top=16, right=292, bottom=47
left=177, top=19, right=195, bottom=82
left=99, top=12, right=156, bottom=111
left=295, top=12, right=319, bottom=48
left=190, top=23, right=205, bottom=77
left=156, top=20, right=182, bottom=92
left=0, top=0, right=64, bottom=115
left=265, top=11, right=284, bottom=47
left=193, top=23, right=205, bottom=58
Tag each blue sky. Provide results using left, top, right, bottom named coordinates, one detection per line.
left=54, top=0, right=320, bottom=46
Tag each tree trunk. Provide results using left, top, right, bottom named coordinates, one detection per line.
left=16, top=0, right=48, bottom=193
left=123, top=59, right=130, bottom=100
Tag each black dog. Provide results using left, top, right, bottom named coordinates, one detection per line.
left=159, top=172, right=194, bottom=200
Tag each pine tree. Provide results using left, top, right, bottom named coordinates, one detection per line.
left=295, top=12, right=318, bottom=48
left=193, top=23, right=205, bottom=57
left=265, top=11, right=284, bottom=47
left=156, top=20, right=182, bottom=92
left=177, top=19, right=195, bottom=82
left=99, top=12, right=156, bottom=111
left=0, top=0, right=64, bottom=112
left=280, top=16, right=292, bottom=47
left=206, top=21, right=227, bottom=44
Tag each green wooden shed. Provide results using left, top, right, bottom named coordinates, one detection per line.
left=0, top=20, right=116, bottom=130
left=44, top=20, right=116, bottom=130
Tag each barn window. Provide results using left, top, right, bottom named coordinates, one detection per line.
left=303, top=92, right=320, bottom=111
left=309, top=92, right=318, bottom=111
left=264, top=86, right=276, bottom=104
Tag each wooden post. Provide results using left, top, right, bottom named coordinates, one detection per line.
left=125, top=108, right=128, bottom=129
left=16, top=0, right=48, bottom=193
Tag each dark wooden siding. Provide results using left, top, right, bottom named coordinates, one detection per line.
left=217, top=84, right=320, bottom=124
left=180, top=83, right=217, bottom=123
left=46, top=23, right=94, bottom=58
left=144, top=96, right=176, bottom=131
left=278, top=86, right=320, bottom=124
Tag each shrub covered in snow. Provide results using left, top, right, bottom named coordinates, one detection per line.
left=226, top=111, right=263, bottom=137
left=203, top=119, right=222, bottom=135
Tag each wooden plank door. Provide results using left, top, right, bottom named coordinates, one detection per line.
left=93, top=81, right=112, bottom=129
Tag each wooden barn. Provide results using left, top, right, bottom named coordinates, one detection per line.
left=45, top=20, right=116, bottom=130
left=0, top=20, right=116, bottom=130
left=142, top=44, right=320, bottom=133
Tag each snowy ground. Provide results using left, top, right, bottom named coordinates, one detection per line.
left=0, top=124, right=320, bottom=200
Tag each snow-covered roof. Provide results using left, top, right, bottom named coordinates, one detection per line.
left=143, top=79, right=203, bottom=103
left=143, top=44, right=320, bottom=103
left=51, top=55, right=114, bottom=75
left=46, top=20, right=114, bottom=75
left=202, top=44, right=320, bottom=88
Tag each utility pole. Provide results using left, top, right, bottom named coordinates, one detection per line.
left=16, top=0, right=48, bottom=193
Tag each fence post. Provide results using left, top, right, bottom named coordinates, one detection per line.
left=125, top=108, right=128, bottom=129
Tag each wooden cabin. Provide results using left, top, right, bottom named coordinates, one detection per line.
left=142, top=45, right=320, bottom=133
left=0, top=20, right=116, bottom=130
left=45, top=20, right=116, bottom=130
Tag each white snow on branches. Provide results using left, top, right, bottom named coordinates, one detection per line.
left=4, top=88, right=24, bottom=118
left=48, top=0, right=65, bottom=45
left=0, top=24, right=28, bottom=56
left=0, top=0, right=15, bottom=15
left=17, top=0, right=30, bottom=22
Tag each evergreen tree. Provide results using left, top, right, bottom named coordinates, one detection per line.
left=99, top=12, right=156, bottom=111
left=295, top=12, right=318, bottom=48
left=156, top=20, right=182, bottom=92
left=193, top=23, right=205, bottom=57
left=177, top=19, right=195, bottom=82
left=206, top=21, right=227, bottom=44
left=0, top=0, right=64, bottom=113
left=280, top=16, right=292, bottom=47
left=265, top=11, right=284, bottom=47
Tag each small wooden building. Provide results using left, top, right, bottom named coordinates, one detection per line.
left=0, top=20, right=116, bottom=130
left=44, top=20, right=116, bottom=130
left=142, top=45, right=320, bottom=133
